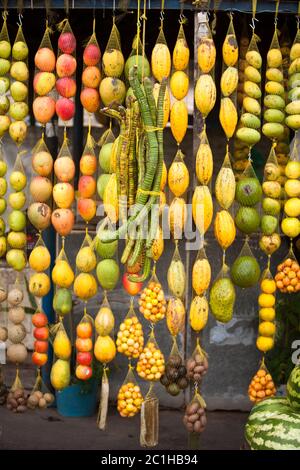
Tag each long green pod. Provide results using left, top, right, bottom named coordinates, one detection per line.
left=143, top=77, right=157, bottom=127
left=128, top=100, right=139, bottom=207
left=128, top=255, right=151, bottom=283
left=120, top=238, right=135, bottom=264
left=127, top=235, right=144, bottom=268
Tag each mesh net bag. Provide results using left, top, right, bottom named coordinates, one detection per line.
left=28, top=234, right=51, bottom=299
left=81, top=19, right=101, bottom=114
left=192, top=246, right=211, bottom=296
left=151, top=18, right=171, bottom=83
left=248, top=357, right=276, bottom=404
left=186, top=338, right=208, bottom=384
left=257, top=267, right=276, bottom=354
left=0, top=13, right=10, bottom=136
left=237, top=20, right=250, bottom=110
left=231, top=239, right=261, bottom=289
left=195, top=129, right=213, bottom=187
left=183, top=390, right=207, bottom=434
left=136, top=330, right=165, bottom=382
left=281, top=134, right=300, bottom=241
left=172, top=21, right=189, bottom=73
left=28, top=368, right=55, bottom=410
left=168, top=149, right=189, bottom=199
left=167, top=241, right=186, bottom=299
left=160, top=337, right=188, bottom=396
left=196, top=15, right=215, bottom=79
left=102, top=20, right=124, bottom=79
left=209, top=262, right=236, bottom=323
left=117, top=366, right=143, bottom=418
left=75, top=308, right=94, bottom=381
left=116, top=299, right=144, bottom=359
left=275, top=244, right=300, bottom=294
left=56, top=19, right=76, bottom=124
left=73, top=233, right=97, bottom=303
left=77, top=132, right=97, bottom=224
left=215, top=149, right=235, bottom=211
left=140, top=382, right=159, bottom=447
left=138, top=267, right=166, bottom=324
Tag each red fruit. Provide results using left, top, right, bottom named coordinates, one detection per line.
left=80, top=88, right=100, bottom=113
left=76, top=322, right=93, bottom=339
left=58, top=32, right=76, bottom=54
left=77, top=351, right=93, bottom=366
left=56, top=97, right=75, bottom=121
left=32, top=312, right=48, bottom=328
left=75, top=364, right=92, bottom=381
left=78, top=175, right=96, bottom=198
left=77, top=198, right=97, bottom=222
left=34, top=340, right=49, bottom=353
left=122, top=273, right=143, bottom=296
left=34, top=326, right=49, bottom=341
left=32, top=352, right=48, bottom=367
left=56, top=54, right=77, bottom=78
left=83, top=44, right=101, bottom=66
left=76, top=337, right=93, bottom=352
left=56, top=77, right=76, bottom=98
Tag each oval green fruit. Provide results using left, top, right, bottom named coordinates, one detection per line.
left=8, top=191, right=26, bottom=210
left=231, top=255, right=261, bottom=288
left=236, top=177, right=262, bottom=206
left=262, top=197, right=281, bottom=216
left=261, top=215, right=278, bottom=235
left=96, top=259, right=120, bottom=290
left=8, top=210, right=26, bottom=232
left=12, top=41, right=28, bottom=61
left=264, top=94, right=285, bottom=110
left=99, top=143, right=113, bottom=173
left=262, top=122, right=284, bottom=139
left=0, top=40, right=11, bottom=59
left=95, top=236, right=118, bottom=259
left=7, top=231, right=27, bottom=249
left=209, top=277, right=236, bottom=323
left=286, top=114, right=300, bottom=129
left=0, top=58, right=10, bottom=75
left=244, top=66, right=261, bottom=83
left=53, top=288, right=72, bottom=316
left=9, top=171, right=27, bottom=191
left=235, top=206, right=260, bottom=234
left=264, top=109, right=285, bottom=123
left=10, top=81, right=28, bottom=102
left=6, top=248, right=26, bottom=271
left=97, top=173, right=111, bottom=200
left=125, top=55, right=151, bottom=82
left=10, top=61, right=29, bottom=82
left=240, top=113, right=261, bottom=129
left=236, top=127, right=261, bottom=146
left=9, top=102, right=28, bottom=121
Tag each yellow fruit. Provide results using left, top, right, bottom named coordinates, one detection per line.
left=286, top=101, right=300, bottom=115
left=197, top=37, right=216, bottom=73
left=168, top=197, right=187, bottom=238
left=290, top=43, right=300, bottom=61
left=75, top=246, right=97, bottom=273
left=192, top=185, right=213, bottom=234
left=50, top=359, right=70, bottom=390
left=215, top=163, right=236, bottom=210
left=289, top=58, right=300, bottom=75
left=166, top=297, right=186, bottom=336
left=261, top=279, right=276, bottom=294
left=258, top=293, right=275, bottom=308
left=281, top=217, right=300, bottom=238
left=73, top=273, right=97, bottom=300
left=160, top=161, right=167, bottom=190
left=285, top=179, right=300, bottom=197
left=286, top=114, right=300, bottom=130
left=94, top=335, right=116, bottom=363
left=102, top=49, right=124, bottom=77
left=219, top=97, right=238, bottom=139
left=151, top=225, right=164, bottom=261
left=168, top=160, right=189, bottom=197
left=153, top=83, right=170, bottom=128
left=246, top=50, right=262, bottom=69
left=170, top=100, right=188, bottom=144
left=243, top=96, right=261, bottom=116
left=265, top=81, right=284, bottom=96
left=103, top=173, right=118, bottom=223
left=214, top=210, right=236, bottom=250
left=222, top=34, right=238, bottom=66
left=196, top=141, right=213, bottom=185
left=259, top=308, right=276, bottom=322
left=244, top=65, right=261, bottom=83
left=285, top=161, right=300, bottom=179
left=284, top=198, right=300, bottom=217
left=29, top=245, right=51, bottom=272
left=244, top=81, right=261, bottom=99
left=116, top=316, right=144, bottom=359
left=259, top=321, right=276, bottom=337
left=52, top=260, right=74, bottom=288
left=192, top=257, right=211, bottom=295
left=167, top=257, right=186, bottom=299
left=151, top=43, right=171, bottom=82
left=95, top=306, right=115, bottom=336
left=170, top=71, right=189, bottom=100
left=256, top=336, right=274, bottom=352
left=53, top=328, right=72, bottom=360
left=267, top=48, right=282, bottom=68
left=29, top=273, right=51, bottom=297
left=117, top=382, right=143, bottom=417
left=173, top=37, right=189, bottom=71
left=262, top=181, right=281, bottom=198
left=189, top=295, right=208, bottom=332
left=220, top=66, right=238, bottom=96
left=195, top=74, right=216, bottom=117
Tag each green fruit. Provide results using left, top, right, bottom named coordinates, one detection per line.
left=287, top=365, right=300, bottom=411
left=0, top=236, right=6, bottom=257
left=96, top=259, right=120, bottom=290
left=8, top=191, right=26, bottom=210
left=0, top=77, right=10, bottom=94
left=0, top=198, right=6, bottom=215
left=6, top=248, right=26, bottom=271
left=262, top=122, right=284, bottom=139
left=236, top=127, right=261, bottom=145
left=231, top=255, right=261, bottom=288
left=97, top=173, right=111, bottom=200
left=0, top=177, right=7, bottom=196
left=264, top=109, right=285, bottom=123
left=266, top=68, right=283, bottom=82
left=289, top=73, right=300, bottom=89
left=0, top=160, right=7, bottom=177
left=0, top=58, right=10, bottom=75
left=50, top=359, right=70, bottom=391
left=0, top=217, right=5, bottom=236
left=288, top=87, right=300, bottom=101
left=0, top=40, right=11, bottom=59
left=235, top=177, right=262, bottom=206
left=286, top=114, right=300, bottom=130
left=53, top=288, right=72, bottom=316
left=95, top=235, right=118, bottom=259
left=10, top=81, right=28, bottom=102
left=240, top=113, right=261, bottom=129
left=209, top=276, right=236, bottom=323
left=9, top=102, right=28, bottom=121
left=0, top=95, right=10, bottom=115
left=262, top=197, right=281, bottom=215
left=235, top=206, right=260, bottom=234
left=10, top=61, right=29, bottom=82
left=12, top=41, right=28, bottom=61
left=261, top=215, right=278, bottom=235
left=125, top=55, right=151, bottom=82
left=99, top=143, right=113, bottom=173
left=7, top=231, right=27, bottom=249
left=286, top=101, right=300, bottom=115
left=264, top=94, right=285, bottom=110
left=8, top=210, right=26, bottom=232
left=9, top=171, right=27, bottom=191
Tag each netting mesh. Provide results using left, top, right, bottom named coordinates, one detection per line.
left=275, top=244, right=300, bottom=294
left=0, top=14, right=10, bottom=43
left=167, top=242, right=185, bottom=299
left=117, top=367, right=143, bottom=418
left=196, top=129, right=213, bottom=186
left=136, top=330, right=165, bottom=382
left=248, top=358, right=276, bottom=404
left=140, top=383, right=159, bottom=447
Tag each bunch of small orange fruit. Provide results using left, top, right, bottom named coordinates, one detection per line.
left=275, top=257, right=300, bottom=293
left=138, top=280, right=166, bottom=323
left=116, top=316, right=144, bottom=359
left=136, top=340, right=165, bottom=381
left=117, top=381, right=143, bottom=417
left=248, top=368, right=276, bottom=403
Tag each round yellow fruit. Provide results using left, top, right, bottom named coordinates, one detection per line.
left=259, top=308, right=276, bottom=322
left=267, top=48, right=282, bottom=68
left=260, top=279, right=276, bottom=294
left=73, top=273, right=97, bottom=300
left=94, top=335, right=116, bottom=363
left=256, top=336, right=274, bottom=352
left=258, top=321, right=276, bottom=337
left=170, top=71, right=189, bottom=100
left=285, top=160, right=300, bottom=179
left=52, top=260, right=74, bottom=288
left=75, top=246, right=97, bottom=273
left=285, top=179, right=300, bottom=197
left=281, top=217, right=300, bottom=238
left=284, top=198, right=300, bottom=217
left=29, top=272, right=51, bottom=297
left=29, top=245, right=51, bottom=272
left=258, top=293, right=275, bottom=308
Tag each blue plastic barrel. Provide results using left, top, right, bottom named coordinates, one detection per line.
left=56, top=380, right=99, bottom=417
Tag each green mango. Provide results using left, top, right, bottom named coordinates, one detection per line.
left=53, top=288, right=72, bottom=316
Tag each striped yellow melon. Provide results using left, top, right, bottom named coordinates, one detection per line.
left=196, top=140, right=213, bottom=185
left=219, top=97, right=238, bottom=139
left=168, top=160, right=189, bottom=197
left=214, top=210, right=236, bottom=250
left=173, top=37, right=189, bottom=71
left=189, top=295, right=209, bottom=332
left=197, top=37, right=216, bottom=73
left=168, top=197, right=187, bottom=238
left=170, top=71, right=189, bottom=100
left=192, top=257, right=211, bottom=295
left=151, top=43, right=171, bottom=82
left=220, top=66, right=238, bottom=96
left=195, top=74, right=216, bottom=117
left=192, top=185, right=213, bottom=234
left=215, top=159, right=236, bottom=209
left=170, top=100, right=188, bottom=144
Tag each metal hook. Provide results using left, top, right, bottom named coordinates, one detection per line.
left=17, top=13, right=23, bottom=27
left=250, top=16, right=258, bottom=31
left=274, top=16, right=278, bottom=27
left=297, top=16, right=300, bottom=29
left=179, top=12, right=186, bottom=24
left=160, top=10, right=165, bottom=22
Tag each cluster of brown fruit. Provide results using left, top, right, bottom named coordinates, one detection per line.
left=186, top=351, right=208, bottom=383
left=160, top=354, right=189, bottom=396
left=275, top=257, right=300, bottom=293
left=27, top=390, right=54, bottom=410
left=6, top=388, right=27, bottom=413
left=183, top=399, right=207, bottom=434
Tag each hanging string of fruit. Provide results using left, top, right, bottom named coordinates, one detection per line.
left=0, top=11, right=11, bottom=139
left=0, top=145, right=7, bottom=259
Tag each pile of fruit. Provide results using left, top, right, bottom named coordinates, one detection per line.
left=183, top=396, right=207, bottom=434
left=138, top=279, right=166, bottom=323
left=186, top=350, right=209, bottom=383
left=27, top=389, right=54, bottom=410
left=136, top=337, right=165, bottom=381
left=160, top=353, right=188, bottom=396
left=77, top=139, right=97, bottom=224
left=116, top=313, right=144, bottom=359
left=0, top=16, right=11, bottom=139
left=117, top=380, right=143, bottom=418
left=6, top=388, right=28, bottom=413
left=93, top=300, right=116, bottom=365
left=80, top=33, right=101, bottom=113
left=275, top=256, right=300, bottom=293
left=248, top=367, right=276, bottom=404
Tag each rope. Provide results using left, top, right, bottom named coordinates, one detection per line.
left=274, top=0, right=280, bottom=26
left=141, top=0, right=147, bottom=82
left=137, top=188, right=160, bottom=196
left=136, top=0, right=141, bottom=64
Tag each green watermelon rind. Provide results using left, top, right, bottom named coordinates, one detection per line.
left=245, top=397, right=300, bottom=450
left=287, top=366, right=300, bottom=411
